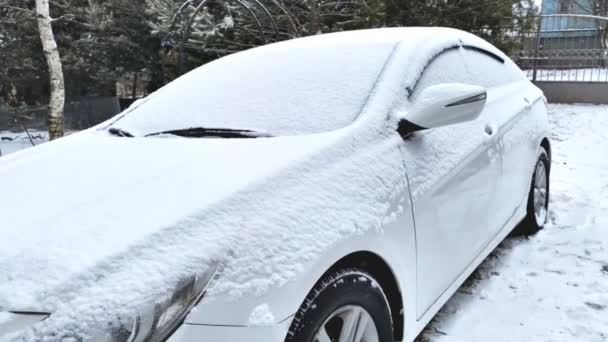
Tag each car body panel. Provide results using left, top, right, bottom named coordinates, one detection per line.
left=404, top=195, right=529, bottom=342
left=185, top=204, right=417, bottom=327
left=166, top=320, right=293, bottom=342
left=183, top=123, right=417, bottom=326
left=407, top=122, right=502, bottom=317
left=405, top=69, right=505, bottom=315
left=497, top=85, right=549, bottom=221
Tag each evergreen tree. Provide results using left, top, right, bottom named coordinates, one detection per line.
left=146, top=0, right=386, bottom=78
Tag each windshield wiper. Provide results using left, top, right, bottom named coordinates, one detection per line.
left=108, top=127, right=134, bottom=138
left=145, top=127, right=271, bottom=139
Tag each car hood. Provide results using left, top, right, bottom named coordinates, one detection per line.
left=0, top=124, right=408, bottom=341
left=0, top=131, right=339, bottom=312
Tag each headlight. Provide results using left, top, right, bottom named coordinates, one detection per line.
left=109, top=263, right=221, bottom=342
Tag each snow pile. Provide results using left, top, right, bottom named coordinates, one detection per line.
left=418, top=104, right=608, bottom=342
left=248, top=304, right=275, bottom=327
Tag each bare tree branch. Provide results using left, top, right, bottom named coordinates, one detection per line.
left=0, top=4, right=35, bottom=16
left=51, top=13, right=74, bottom=22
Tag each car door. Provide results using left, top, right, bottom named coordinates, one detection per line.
left=460, top=48, right=539, bottom=230
left=495, top=90, right=546, bottom=223
left=397, top=47, right=503, bottom=318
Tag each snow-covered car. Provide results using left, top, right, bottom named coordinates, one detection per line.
left=0, top=27, right=551, bottom=342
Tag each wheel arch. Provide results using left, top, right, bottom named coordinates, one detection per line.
left=317, top=250, right=404, bottom=341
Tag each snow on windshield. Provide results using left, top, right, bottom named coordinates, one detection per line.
left=111, top=37, right=398, bottom=136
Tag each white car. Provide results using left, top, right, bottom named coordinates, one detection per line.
left=0, top=27, right=550, bottom=342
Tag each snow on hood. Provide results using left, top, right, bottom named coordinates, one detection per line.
left=0, top=123, right=408, bottom=340
left=0, top=131, right=339, bottom=308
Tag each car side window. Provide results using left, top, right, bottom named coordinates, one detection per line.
left=462, top=49, right=525, bottom=88
left=410, top=48, right=469, bottom=100
left=411, top=47, right=525, bottom=101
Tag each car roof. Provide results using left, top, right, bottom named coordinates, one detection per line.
left=219, top=27, right=506, bottom=85
left=246, top=27, right=500, bottom=56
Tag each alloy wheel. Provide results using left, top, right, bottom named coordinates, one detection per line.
left=533, top=160, right=548, bottom=226
left=313, top=305, right=379, bottom=342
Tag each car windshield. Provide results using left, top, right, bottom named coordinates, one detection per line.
left=109, top=39, right=397, bottom=137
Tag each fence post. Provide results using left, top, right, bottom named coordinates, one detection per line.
left=532, top=15, right=543, bottom=82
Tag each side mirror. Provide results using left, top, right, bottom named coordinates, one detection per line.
left=398, top=83, right=487, bottom=137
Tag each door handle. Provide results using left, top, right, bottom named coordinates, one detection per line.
left=484, top=124, right=494, bottom=136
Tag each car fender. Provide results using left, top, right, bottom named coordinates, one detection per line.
left=184, top=195, right=417, bottom=331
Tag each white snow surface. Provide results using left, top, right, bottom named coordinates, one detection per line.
left=111, top=32, right=399, bottom=137
left=110, top=28, right=504, bottom=138
left=247, top=304, right=275, bottom=327
left=0, top=125, right=408, bottom=341
left=0, top=42, right=415, bottom=339
left=0, top=131, right=49, bottom=156
left=0, top=28, right=548, bottom=341
left=526, top=68, right=608, bottom=82
left=401, top=81, right=544, bottom=201
left=417, top=104, right=608, bottom=342
left=5, top=106, right=605, bottom=342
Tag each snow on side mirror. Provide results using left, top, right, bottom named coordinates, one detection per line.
left=398, top=83, right=487, bottom=137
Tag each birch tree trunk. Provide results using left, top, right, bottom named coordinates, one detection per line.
left=36, top=0, right=65, bottom=140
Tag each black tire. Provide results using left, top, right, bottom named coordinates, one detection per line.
left=512, top=147, right=550, bottom=236
left=286, top=269, right=393, bottom=342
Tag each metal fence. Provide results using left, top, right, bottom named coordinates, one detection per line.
left=512, top=14, right=608, bottom=82
left=0, top=96, right=121, bottom=131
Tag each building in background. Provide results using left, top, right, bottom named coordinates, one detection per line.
left=541, top=0, right=599, bottom=37
left=539, top=0, right=607, bottom=52
left=543, top=0, right=608, bottom=15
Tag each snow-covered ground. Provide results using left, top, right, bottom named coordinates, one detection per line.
left=418, top=104, right=608, bottom=342
left=525, top=68, right=608, bottom=82
left=0, top=131, right=49, bottom=156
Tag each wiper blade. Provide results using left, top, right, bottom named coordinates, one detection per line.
left=108, top=127, right=134, bottom=138
left=145, top=127, right=271, bottom=139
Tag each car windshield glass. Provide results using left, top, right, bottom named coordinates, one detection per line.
left=109, top=38, right=397, bottom=137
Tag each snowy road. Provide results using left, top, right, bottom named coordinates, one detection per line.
left=418, top=104, right=608, bottom=342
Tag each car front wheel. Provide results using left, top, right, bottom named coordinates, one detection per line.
left=286, top=269, right=393, bottom=342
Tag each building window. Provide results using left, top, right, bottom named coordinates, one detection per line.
left=560, top=0, right=573, bottom=13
